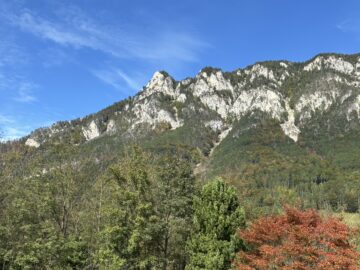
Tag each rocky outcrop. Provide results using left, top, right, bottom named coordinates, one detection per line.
left=245, top=64, right=276, bottom=82
left=138, top=71, right=177, bottom=99
left=25, top=138, right=40, bottom=148
left=106, top=119, right=116, bottom=134
left=280, top=99, right=300, bottom=142
left=230, top=88, right=284, bottom=120
left=304, top=56, right=354, bottom=74
left=192, top=70, right=233, bottom=118
left=131, top=98, right=183, bottom=130
left=82, top=120, right=100, bottom=141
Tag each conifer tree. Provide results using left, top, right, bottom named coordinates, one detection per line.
left=186, top=179, right=245, bottom=270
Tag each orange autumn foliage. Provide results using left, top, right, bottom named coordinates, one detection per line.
left=234, top=207, right=360, bottom=270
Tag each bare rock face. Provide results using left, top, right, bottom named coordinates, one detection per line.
left=280, top=99, right=300, bottom=142
left=205, top=120, right=225, bottom=131
left=230, top=88, right=284, bottom=120
left=139, top=71, right=176, bottom=99
left=192, top=70, right=233, bottom=119
left=246, top=64, right=276, bottom=82
left=304, top=56, right=354, bottom=74
left=131, top=98, right=183, bottom=130
left=347, top=95, right=360, bottom=120
left=82, top=120, right=100, bottom=141
left=106, top=119, right=116, bottom=134
left=25, top=138, right=40, bottom=148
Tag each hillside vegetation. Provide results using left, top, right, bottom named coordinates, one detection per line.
left=1, top=52, right=360, bottom=269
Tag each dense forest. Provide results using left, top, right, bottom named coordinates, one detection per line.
left=0, top=141, right=359, bottom=270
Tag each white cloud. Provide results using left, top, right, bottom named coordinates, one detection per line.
left=0, top=72, right=38, bottom=104
left=0, top=38, right=28, bottom=67
left=0, top=113, right=54, bottom=141
left=92, top=68, right=141, bottom=91
left=0, top=114, right=14, bottom=124
left=13, top=11, right=99, bottom=49
left=40, top=48, right=73, bottom=68
left=1, top=126, right=28, bottom=141
left=337, top=18, right=360, bottom=40
left=131, top=32, right=209, bottom=63
left=0, top=32, right=37, bottom=103
left=0, top=114, right=27, bottom=141
left=13, top=82, right=38, bottom=103
left=115, top=70, right=141, bottom=90
left=4, top=6, right=209, bottom=63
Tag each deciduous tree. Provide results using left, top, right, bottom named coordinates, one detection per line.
left=234, top=207, right=360, bottom=270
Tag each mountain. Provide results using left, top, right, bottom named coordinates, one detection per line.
left=2, top=52, right=360, bottom=214
left=23, top=53, right=360, bottom=145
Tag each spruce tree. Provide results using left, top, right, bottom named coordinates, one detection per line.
left=186, top=179, right=245, bottom=270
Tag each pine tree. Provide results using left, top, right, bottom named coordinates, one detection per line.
left=186, top=179, right=245, bottom=270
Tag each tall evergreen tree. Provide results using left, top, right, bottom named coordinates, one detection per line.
left=186, top=179, right=245, bottom=270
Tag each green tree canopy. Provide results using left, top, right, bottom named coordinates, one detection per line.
left=186, top=179, right=245, bottom=270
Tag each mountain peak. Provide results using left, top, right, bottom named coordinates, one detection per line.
left=140, top=71, right=176, bottom=99
left=304, top=54, right=356, bottom=74
left=198, top=67, right=222, bottom=77
left=148, top=70, right=170, bottom=81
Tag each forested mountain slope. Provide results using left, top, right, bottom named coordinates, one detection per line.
left=2, top=52, right=360, bottom=269
left=2, top=52, right=360, bottom=214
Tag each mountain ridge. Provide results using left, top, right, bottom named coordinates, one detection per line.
left=20, top=52, right=360, bottom=150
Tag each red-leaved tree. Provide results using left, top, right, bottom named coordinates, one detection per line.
left=234, top=207, right=360, bottom=270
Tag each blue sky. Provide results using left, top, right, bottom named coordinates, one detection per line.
left=0, top=0, right=360, bottom=140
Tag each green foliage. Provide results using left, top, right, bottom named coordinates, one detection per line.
left=0, top=162, right=90, bottom=269
left=94, top=146, right=161, bottom=269
left=154, top=153, right=196, bottom=269
left=186, top=179, right=245, bottom=270
left=91, top=146, right=197, bottom=270
left=200, top=67, right=221, bottom=77
left=215, top=90, right=233, bottom=101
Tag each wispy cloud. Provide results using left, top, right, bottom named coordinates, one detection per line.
left=92, top=68, right=142, bottom=91
left=11, top=11, right=101, bottom=49
left=1, top=127, right=27, bottom=141
left=0, top=113, right=55, bottom=141
left=0, top=33, right=37, bottom=103
left=13, top=82, right=38, bottom=103
left=0, top=114, right=26, bottom=141
left=3, top=5, right=209, bottom=63
left=0, top=39, right=28, bottom=67
left=0, top=31, right=38, bottom=139
left=337, top=18, right=360, bottom=40
left=40, top=48, right=73, bottom=68
left=0, top=69, right=38, bottom=104
left=0, top=114, right=14, bottom=124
